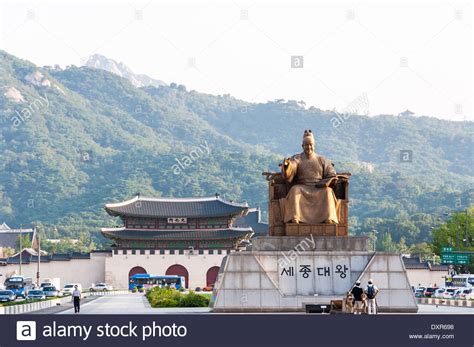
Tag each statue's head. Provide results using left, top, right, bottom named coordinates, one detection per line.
left=302, top=129, right=315, bottom=155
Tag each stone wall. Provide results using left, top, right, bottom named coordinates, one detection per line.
left=405, top=268, right=446, bottom=288
left=212, top=248, right=418, bottom=313
left=0, top=252, right=108, bottom=289
left=105, top=250, right=228, bottom=289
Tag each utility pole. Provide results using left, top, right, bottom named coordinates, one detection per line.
left=36, top=227, right=41, bottom=288
left=19, top=224, right=22, bottom=275
left=465, top=209, right=469, bottom=247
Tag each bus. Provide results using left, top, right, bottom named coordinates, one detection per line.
left=129, top=274, right=185, bottom=291
left=4, top=275, right=34, bottom=298
left=450, top=274, right=474, bottom=288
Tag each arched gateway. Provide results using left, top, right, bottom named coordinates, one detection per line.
left=128, top=266, right=147, bottom=279
left=166, top=264, right=189, bottom=288
left=206, top=266, right=220, bottom=287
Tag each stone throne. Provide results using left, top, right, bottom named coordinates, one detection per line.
left=262, top=171, right=351, bottom=237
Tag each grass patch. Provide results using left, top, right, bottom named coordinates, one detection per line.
left=146, top=287, right=210, bottom=308
left=0, top=296, right=61, bottom=307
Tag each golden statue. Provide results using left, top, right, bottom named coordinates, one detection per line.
left=279, top=130, right=339, bottom=225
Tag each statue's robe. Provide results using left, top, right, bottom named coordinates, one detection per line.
left=279, top=152, right=339, bottom=224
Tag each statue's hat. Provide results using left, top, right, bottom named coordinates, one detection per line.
left=303, top=129, right=315, bottom=143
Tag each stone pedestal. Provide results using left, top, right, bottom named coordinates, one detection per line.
left=211, top=236, right=417, bottom=313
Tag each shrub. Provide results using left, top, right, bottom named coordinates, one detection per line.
left=131, top=287, right=137, bottom=293
left=146, top=287, right=209, bottom=308
left=178, top=291, right=210, bottom=307
left=154, top=298, right=179, bottom=307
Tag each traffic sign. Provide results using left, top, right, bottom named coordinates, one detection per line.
left=441, top=247, right=453, bottom=252
left=441, top=252, right=471, bottom=264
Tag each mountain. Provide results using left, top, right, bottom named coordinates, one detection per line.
left=0, top=50, right=473, bottom=248
left=84, top=54, right=166, bottom=88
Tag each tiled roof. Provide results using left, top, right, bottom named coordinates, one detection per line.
left=430, top=264, right=449, bottom=271
left=0, top=230, right=35, bottom=248
left=1, top=252, right=91, bottom=264
left=0, top=222, right=11, bottom=230
left=403, top=256, right=430, bottom=269
left=101, top=227, right=253, bottom=241
left=402, top=256, right=448, bottom=271
left=234, top=208, right=268, bottom=237
left=105, top=196, right=249, bottom=218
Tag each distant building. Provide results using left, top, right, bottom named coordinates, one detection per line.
left=101, top=195, right=253, bottom=250
left=99, top=195, right=253, bottom=289
left=234, top=208, right=268, bottom=237
left=0, top=223, right=36, bottom=253
left=403, top=256, right=448, bottom=287
left=398, top=109, right=415, bottom=117
left=0, top=196, right=260, bottom=290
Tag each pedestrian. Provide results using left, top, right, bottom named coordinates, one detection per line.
left=365, top=279, right=379, bottom=315
left=350, top=280, right=364, bottom=314
left=72, top=285, right=82, bottom=313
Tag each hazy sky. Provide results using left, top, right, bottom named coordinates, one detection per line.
left=1, top=0, right=472, bottom=120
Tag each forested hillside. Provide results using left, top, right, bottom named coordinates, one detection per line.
left=0, top=50, right=472, bottom=249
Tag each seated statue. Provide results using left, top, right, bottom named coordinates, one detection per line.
left=279, top=130, right=339, bottom=225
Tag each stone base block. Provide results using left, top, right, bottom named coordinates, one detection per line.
left=285, top=223, right=347, bottom=237
left=250, top=236, right=371, bottom=252
left=211, top=249, right=417, bottom=313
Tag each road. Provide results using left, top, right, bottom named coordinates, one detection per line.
left=49, top=294, right=473, bottom=315
left=416, top=304, right=474, bottom=314
left=58, top=294, right=211, bottom=314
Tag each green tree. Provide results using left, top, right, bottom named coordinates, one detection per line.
left=408, top=243, right=434, bottom=262
left=431, top=208, right=474, bottom=255
left=378, top=232, right=398, bottom=252
left=15, top=234, right=32, bottom=251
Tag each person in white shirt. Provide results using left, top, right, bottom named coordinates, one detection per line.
left=72, top=285, right=82, bottom=313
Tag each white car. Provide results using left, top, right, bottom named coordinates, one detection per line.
left=433, top=288, right=446, bottom=298
left=454, top=288, right=473, bottom=300
left=442, top=288, right=458, bottom=299
left=89, top=283, right=112, bottom=292
left=63, top=283, right=82, bottom=295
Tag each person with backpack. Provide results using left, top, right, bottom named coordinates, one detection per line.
left=350, top=280, right=364, bottom=314
left=365, top=279, right=379, bottom=314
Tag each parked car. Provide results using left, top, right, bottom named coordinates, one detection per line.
left=442, top=288, right=458, bottom=299
left=40, top=282, right=53, bottom=289
left=463, top=289, right=474, bottom=300
left=42, top=286, right=59, bottom=297
left=27, top=290, right=46, bottom=300
left=89, top=283, right=112, bottom=292
left=414, top=287, right=425, bottom=297
left=0, top=290, right=17, bottom=302
left=202, top=286, right=214, bottom=292
left=433, top=288, right=446, bottom=298
left=424, top=287, right=438, bottom=297
left=454, top=288, right=472, bottom=300
left=63, top=283, right=82, bottom=295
